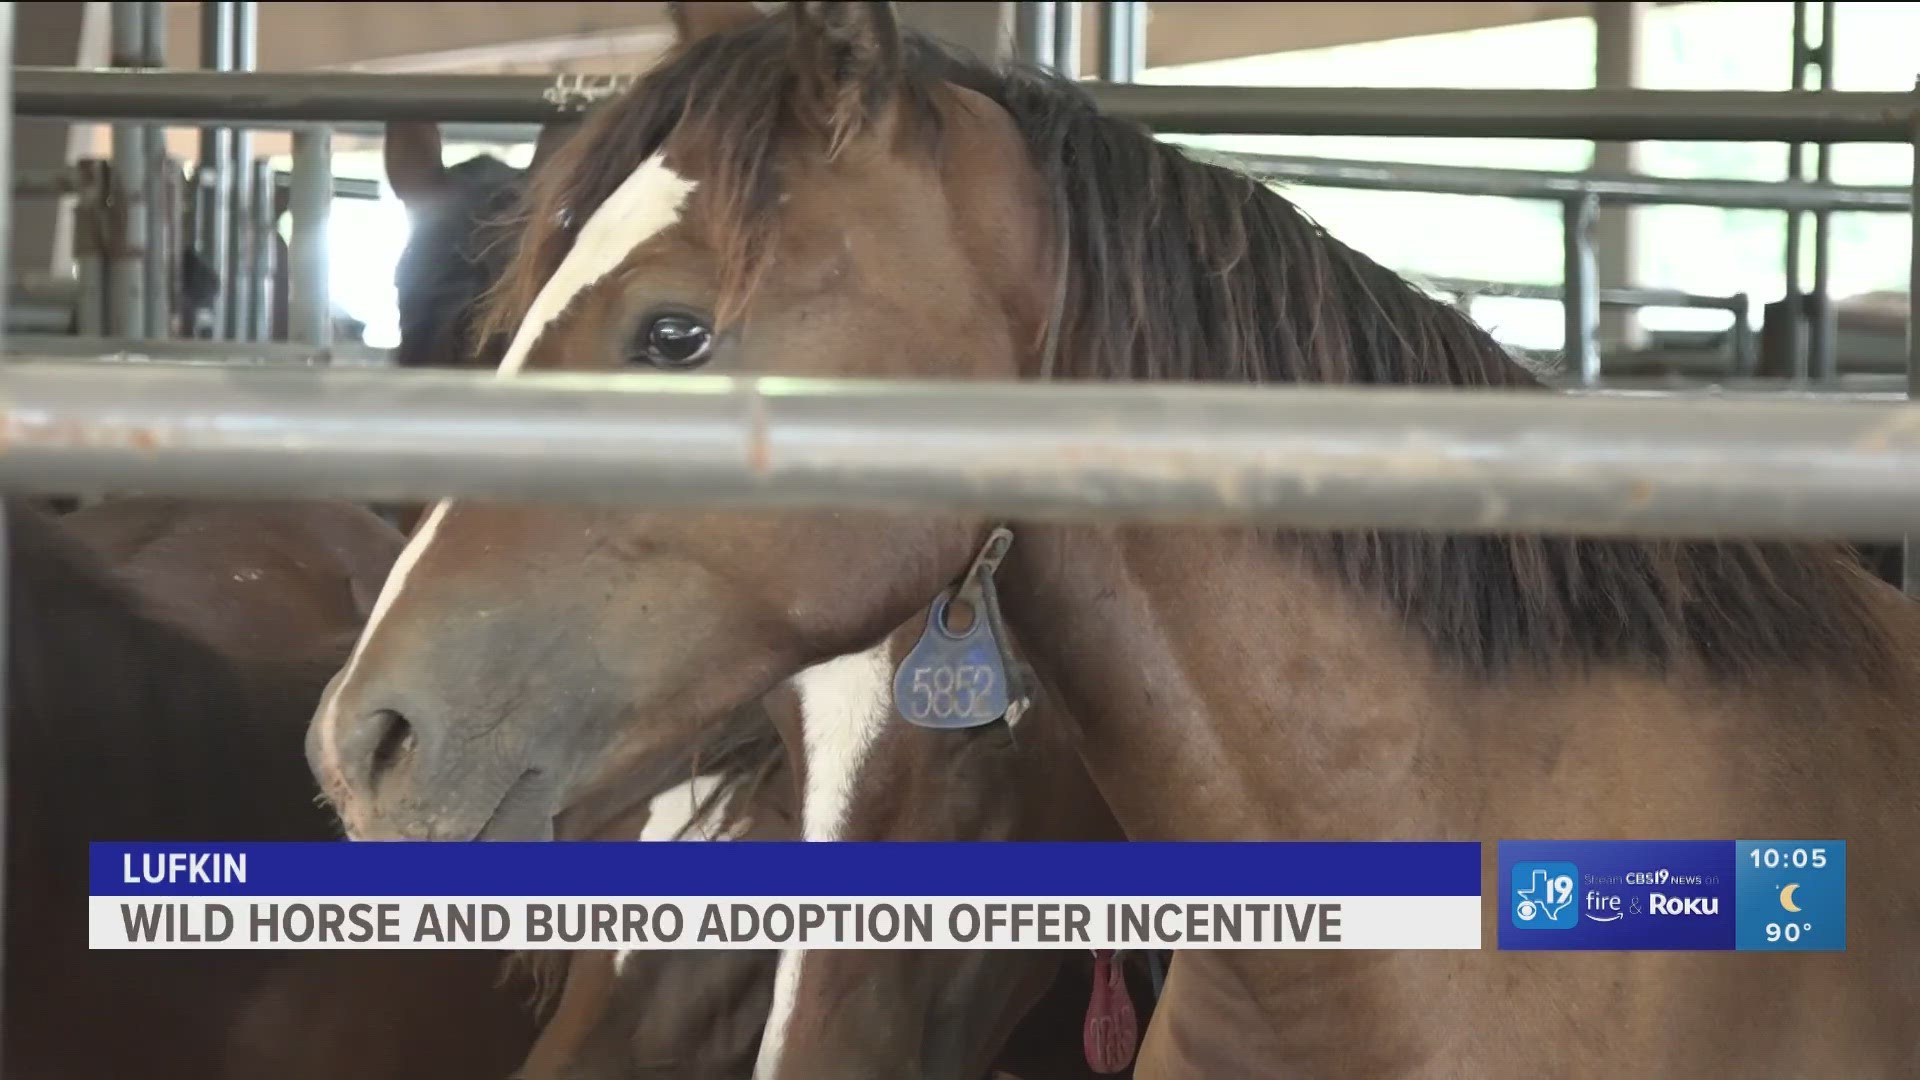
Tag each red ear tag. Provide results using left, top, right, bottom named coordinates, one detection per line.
left=1082, top=948, right=1139, bottom=1074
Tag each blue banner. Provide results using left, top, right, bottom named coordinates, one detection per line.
left=93, top=840, right=1482, bottom=898
left=1497, top=840, right=1844, bottom=952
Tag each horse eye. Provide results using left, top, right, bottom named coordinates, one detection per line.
left=632, top=313, right=713, bottom=370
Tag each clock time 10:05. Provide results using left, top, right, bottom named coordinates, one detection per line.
left=1748, top=846, right=1828, bottom=871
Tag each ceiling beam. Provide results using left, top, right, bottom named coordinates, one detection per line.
left=149, top=2, right=1648, bottom=78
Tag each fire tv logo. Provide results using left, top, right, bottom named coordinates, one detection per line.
left=1510, top=861, right=1579, bottom=930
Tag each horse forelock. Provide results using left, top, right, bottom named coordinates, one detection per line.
left=472, top=13, right=952, bottom=354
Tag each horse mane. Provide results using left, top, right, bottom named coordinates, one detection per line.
left=475, top=14, right=1898, bottom=683
left=504, top=700, right=792, bottom=1015
left=4, top=501, right=338, bottom=853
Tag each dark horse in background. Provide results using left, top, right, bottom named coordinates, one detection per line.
left=384, top=119, right=579, bottom=372
left=5, top=498, right=540, bottom=1078
left=375, top=118, right=578, bottom=536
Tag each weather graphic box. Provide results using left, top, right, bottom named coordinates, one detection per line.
left=1497, top=840, right=1845, bottom=952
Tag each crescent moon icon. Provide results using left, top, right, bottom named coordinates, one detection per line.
left=1780, top=883, right=1802, bottom=913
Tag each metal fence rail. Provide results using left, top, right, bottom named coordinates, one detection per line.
left=1423, top=276, right=1757, bottom=373
left=1236, top=152, right=1912, bottom=214
left=1, top=332, right=388, bottom=366
left=1236, top=151, right=1910, bottom=383
left=12, top=67, right=1920, bottom=142
left=5, top=361, right=1920, bottom=540
left=18, top=66, right=1914, bottom=387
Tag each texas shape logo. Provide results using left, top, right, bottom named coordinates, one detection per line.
left=1511, top=861, right=1579, bottom=930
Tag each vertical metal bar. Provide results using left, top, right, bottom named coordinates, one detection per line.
left=289, top=126, right=332, bottom=348
left=227, top=160, right=252, bottom=339
left=1783, top=1, right=1809, bottom=381
left=187, top=166, right=215, bottom=336
left=251, top=156, right=275, bottom=341
left=1013, top=2, right=1055, bottom=69
left=74, top=162, right=107, bottom=335
left=1730, top=292, right=1755, bottom=374
left=1905, top=79, right=1920, bottom=597
left=1590, top=1, right=1646, bottom=355
left=1051, top=1, right=1080, bottom=79
left=224, top=1, right=256, bottom=340
left=1783, top=0, right=1837, bottom=382
left=107, top=3, right=146, bottom=338
left=140, top=1, right=169, bottom=338
left=1097, top=1, right=1144, bottom=83
left=157, top=156, right=181, bottom=336
left=1562, top=193, right=1601, bottom=386
left=0, top=4, right=15, bottom=1063
left=1809, top=0, right=1837, bottom=381
left=195, top=1, right=233, bottom=340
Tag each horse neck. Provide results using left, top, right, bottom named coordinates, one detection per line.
left=1005, top=523, right=1920, bottom=839
left=1001, top=525, right=1477, bottom=843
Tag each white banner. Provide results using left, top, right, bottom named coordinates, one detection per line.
left=90, top=894, right=1481, bottom=951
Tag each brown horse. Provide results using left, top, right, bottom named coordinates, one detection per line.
left=59, top=496, right=404, bottom=663
left=7, top=498, right=540, bottom=1078
left=373, top=20, right=1157, bottom=1072
left=312, top=5, right=1920, bottom=1075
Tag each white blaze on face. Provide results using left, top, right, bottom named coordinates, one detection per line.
left=753, top=644, right=896, bottom=1080
left=313, top=153, right=697, bottom=774
left=495, top=153, right=697, bottom=376
left=612, top=770, right=745, bottom=975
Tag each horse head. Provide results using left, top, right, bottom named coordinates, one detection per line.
left=310, top=0, right=1056, bottom=846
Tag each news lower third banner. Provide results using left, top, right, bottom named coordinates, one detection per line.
left=1499, top=840, right=1846, bottom=952
left=90, top=841, right=1483, bottom=952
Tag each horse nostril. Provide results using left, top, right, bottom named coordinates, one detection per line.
left=364, top=708, right=418, bottom=786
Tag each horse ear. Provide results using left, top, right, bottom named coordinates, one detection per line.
left=788, top=1, right=904, bottom=154
left=383, top=120, right=447, bottom=206
left=668, top=1, right=770, bottom=45
left=528, top=121, right=578, bottom=173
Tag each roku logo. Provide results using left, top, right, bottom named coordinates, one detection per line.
left=1648, top=893, right=1718, bottom=916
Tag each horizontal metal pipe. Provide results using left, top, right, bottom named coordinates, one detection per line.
left=271, top=170, right=378, bottom=202
left=5, top=363, right=1920, bottom=539
left=21, top=345, right=1899, bottom=397
left=1236, top=152, right=1911, bottom=213
left=12, top=67, right=1918, bottom=142
left=6, top=299, right=75, bottom=335
left=1097, top=84, right=1919, bottom=143
left=1425, top=277, right=1746, bottom=313
left=11, top=165, right=79, bottom=197
left=2, top=334, right=388, bottom=366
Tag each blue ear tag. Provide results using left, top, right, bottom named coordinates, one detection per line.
left=892, top=528, right=1032, bottom=730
